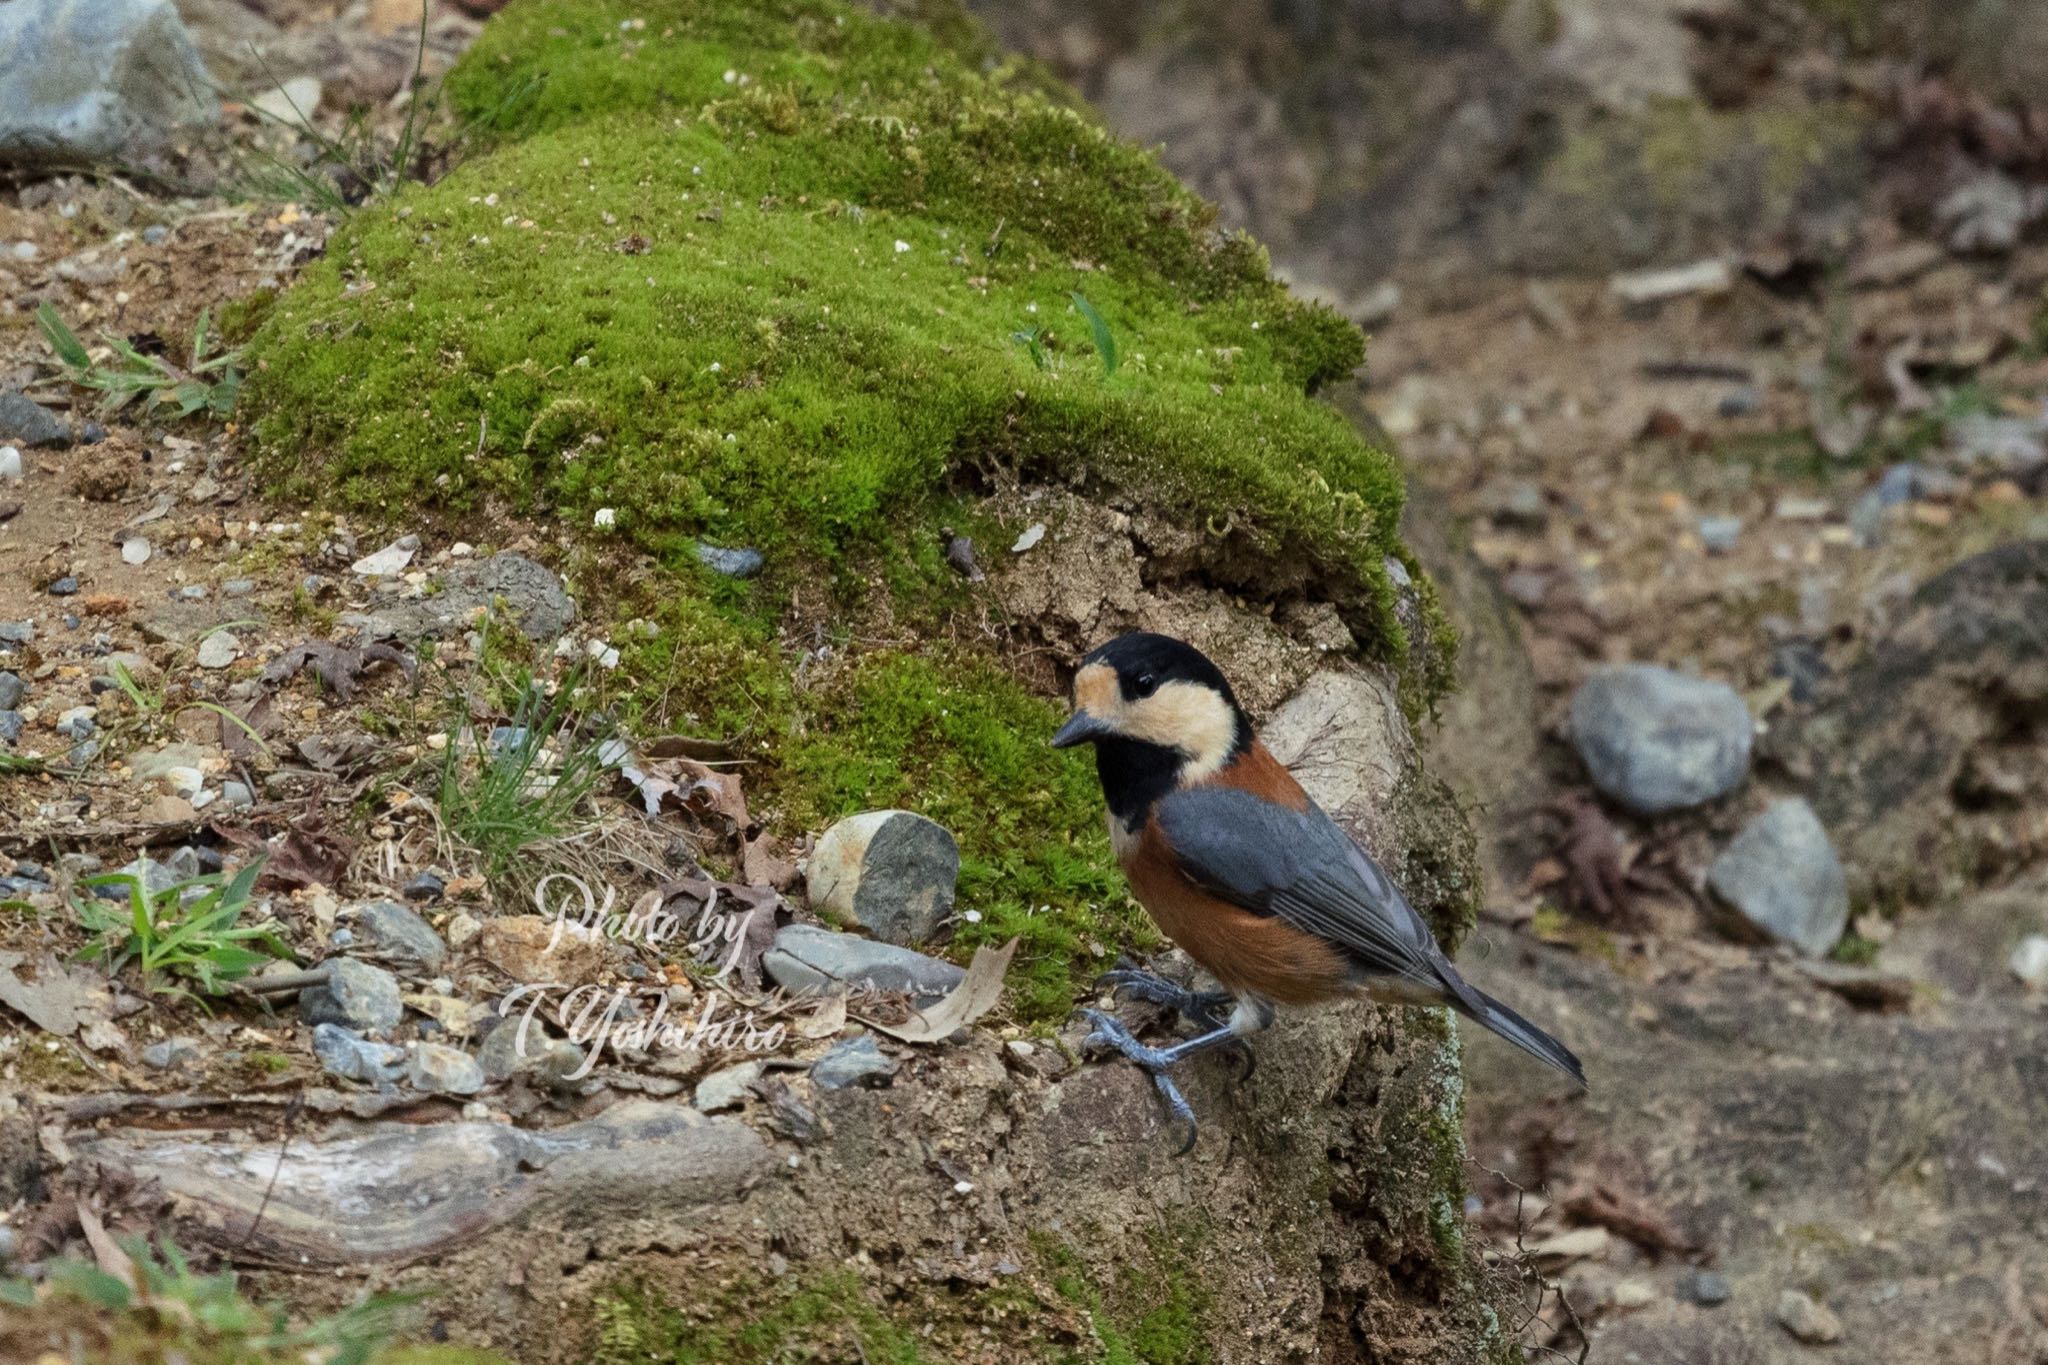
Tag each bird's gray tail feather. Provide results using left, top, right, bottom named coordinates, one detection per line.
left=1455, top=985, right=1585, bottom=1087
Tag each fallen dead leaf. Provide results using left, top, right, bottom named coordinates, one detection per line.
left=740, top=832, right=799, bottom=890
left=862, top=938, right=1016, bottom=1044
left=1560, top=1183, right=1693, bottom=1256
left=404, top=992, right=491, bottom=1036
left=795, top=993, right=848, bottom=1040
left=0, top=950, right=116, bottom=1037
left=263, top=640, right=417, bottom=703
left=259, top=819, right=354, bottom=892
left=76, top=1198, right=136, bottom=1283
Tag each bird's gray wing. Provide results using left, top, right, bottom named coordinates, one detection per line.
left=1152, top=785, right=1465, bottom=1000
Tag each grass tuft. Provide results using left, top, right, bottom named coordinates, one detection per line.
left=71, top=862, right=292, bottom=1003
left=39, top=302, right=244, bottom=420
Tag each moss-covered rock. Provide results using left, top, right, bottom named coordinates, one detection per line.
left=242, top=0, right=1447, bottom=1016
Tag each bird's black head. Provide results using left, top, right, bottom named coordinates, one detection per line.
left=1052, top=633, right=1250, bottom=819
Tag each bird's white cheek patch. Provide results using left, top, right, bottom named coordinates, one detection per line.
left=1128, top=682, right=1236, bottom=782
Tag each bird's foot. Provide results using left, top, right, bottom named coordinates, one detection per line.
left=1095, top=967, right=1233, bottom=1031
left=1095, top=968, right=1256, bottom=1084
left=1080, top=1009, right=1201, bottom=1155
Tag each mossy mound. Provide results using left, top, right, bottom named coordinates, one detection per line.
left=243, top=0, right=1432, bottom=1015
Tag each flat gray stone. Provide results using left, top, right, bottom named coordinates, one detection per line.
left=1570, top=663, right=1752, bottom=815
left=0, top=0, right=216, bottom=168
left=477, top=1016, right=584, bottom=1087
left=762, top=924, right=964, bottom=1002
left=141, top=1036, right=200, bottom=1069
left=694, top=1060, right=764, bottom=1112
left=408, top=1041, right=485, bottom=1096
left=1708, top=799, right=1848, bottom=957
left=351, top=552, right=575, bottom=642
left=298, top=958, right=403, bottom=1035
left=312, top=1022, right=404, bottom=1086
left=340, top=899, right=447, bottom=973
left=810, top=1034, right=897, bottom=1090
left=0, top=392, right=69, bottom=448
left=807, top=809, right=959, bottom=946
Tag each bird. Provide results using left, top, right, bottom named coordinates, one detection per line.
left=1052, top=630, right=1584, bottom=1151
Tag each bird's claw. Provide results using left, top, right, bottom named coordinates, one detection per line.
left=1094, top=968, right=1233, bottom=1032
left=1080, top=1009, right=1201, bottom=1155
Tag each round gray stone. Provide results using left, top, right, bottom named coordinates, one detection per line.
left=1570, top=663, right=1753, bottom=815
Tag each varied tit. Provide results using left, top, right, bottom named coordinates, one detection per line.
left=1053, top=631, right=1583, bottom=1151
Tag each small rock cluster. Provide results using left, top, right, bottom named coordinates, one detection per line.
left=1570, top=663, right=1848, bottom=957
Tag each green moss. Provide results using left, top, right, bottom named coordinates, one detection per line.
left=1829, top=930, right=1882, bottom=966
left=248, top=0, right=1404, bottom=652
left=1038, top=1223, right=1213, bottom=1364
left=1546, top=96, right=1866, bottom=225
left=591, top=1274, right=933, bottom=1364
left=1387, top=767, right=1483, bottom=951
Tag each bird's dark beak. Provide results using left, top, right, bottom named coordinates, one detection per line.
left=1051, top=709, right=1111, bottom=749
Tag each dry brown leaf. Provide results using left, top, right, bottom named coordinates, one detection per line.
left=220, top=692, right=279, bottom=764
left=403, top=992, right=491, bottom=1036
left=862, top=938, right=1016, bottom=1044
left=1560, top=1182, right=1693, bottom=1256
left=259, top=819, right=355, bottom=892
left=740, top=832, right=799, bottom=890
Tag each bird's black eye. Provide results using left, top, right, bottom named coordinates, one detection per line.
left=1132, top=672, right=1159, bottom=698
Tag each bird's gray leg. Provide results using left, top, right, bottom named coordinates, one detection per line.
left=1095, top=966, right=1260, bottom=1083
left=1079, top=1011, right=1250, bottom=1155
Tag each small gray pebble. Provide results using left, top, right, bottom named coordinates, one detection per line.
left=1678, top=1269, right=1731, bottom=1306
left=141, top=1037, right=201, bottom=1070
left=48, top=577, right=78, bottom=596
left=694, top=542, right=764, bottom=578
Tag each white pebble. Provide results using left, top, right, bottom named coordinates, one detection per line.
left=2012, top=935, right=2048, bottom=990
left=0, top=445, right=20, bottom=481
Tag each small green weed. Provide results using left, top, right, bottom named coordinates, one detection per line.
left=1, top=1235, right=417, bottom=1365
left=72, top=861, right=292, bottom=1002
left=1010, top=322, right=1051, bottom=370
left=1070, top=292, right=1120, bottom=375
left=38, top=301, right=244, bottom=420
